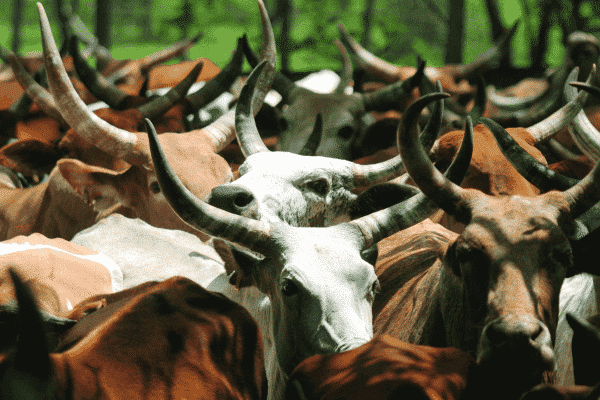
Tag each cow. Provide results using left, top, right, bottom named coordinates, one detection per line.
left=0, top=270, right=268, bottom=400
left=243, top=35, right=426, bottom=160
left=370, top=92, right=600, bottom=398
left=0, top=0, right=274, bottom=242
left=285, top=333, right=478, bottom=400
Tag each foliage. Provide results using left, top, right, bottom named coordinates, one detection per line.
left=1, top=0, right=599, bottom=73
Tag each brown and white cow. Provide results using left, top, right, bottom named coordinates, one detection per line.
left=371, top=93, right=600, bottom=398
left=0, top=270, right=268, bottom=400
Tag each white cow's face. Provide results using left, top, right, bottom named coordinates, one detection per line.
left=251, top=225, right=377, bottom=376
left=210, top=152, right=357, bottom=227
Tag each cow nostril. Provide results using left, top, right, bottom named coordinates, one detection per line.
left=234, top=193, right=254, bottom=208
left=529, top=324, right=543, bottom=342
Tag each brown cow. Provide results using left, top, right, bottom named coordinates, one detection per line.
left=0, top=271, right=267, bottom=400
left=0, top=0, right=275, bottom=242
left=371, top=94, right=600, bottom=398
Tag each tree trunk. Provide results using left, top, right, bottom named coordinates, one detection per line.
left=484, top=0, right=505, bottom=42
left=530, top=3, right=552, bottom=73
left=360, top=0, right=376, bottom=51
left=278, top=0, right=292, bottom=74
left=12, top=0, right=24, bottom=53
left=445, top=0, right=464, bottom=64
left=96, top=0, right=111, bottom=49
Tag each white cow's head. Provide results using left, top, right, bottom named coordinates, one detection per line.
left=208, top=63, right=446, bottom=228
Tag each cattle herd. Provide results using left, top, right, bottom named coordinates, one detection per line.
left=1, top=1, right=600, bottom=399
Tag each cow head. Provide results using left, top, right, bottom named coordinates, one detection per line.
left=145, top=66, right=472, bottom=380
left=397, top=95, right=600, bottom=395
left=208, top=62, right=445, bottom=227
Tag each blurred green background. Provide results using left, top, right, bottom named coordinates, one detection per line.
left=2, top=0, right=599, bottom=74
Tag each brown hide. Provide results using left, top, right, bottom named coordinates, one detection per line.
left=430, top=124, right=546, bottom=232
left=147, top=58, right=221, bottom=89
left=287, top=334, right=476, bottom=400
left=0, top=233, right=113, bottom=318
left=1, top=277, right=268, bottom=400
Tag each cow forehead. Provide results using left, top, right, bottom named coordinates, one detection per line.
left=276, top=227, right=373, bottom=281
left=239, top=152, right=355, bottom=182
left=461, top=195, right=570, bottom=251
left=284, top=91, right=363, bottom=119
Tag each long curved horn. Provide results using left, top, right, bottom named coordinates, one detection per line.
left=338, top=23, right=400, bottom=82
left=333, top=39, right=353, bottom=95
left=467, top=74, right=487, bottom=122
left=106, top=34, right=202, bottom=83
left=242, top=34, right=298, bottom=104
left=571, top=82, right=600, bottom=98
left=236, top=61, right=271, bottom=156
left=145, top=118, right=274, bottom=254
left=360, top=58, right=424, bottom=112
left=38, top=2, right=151, bottom=166
left=8, top=52, right=68, bottom=127
left=482, top=117, right=577, bottom=192
left=70, top=35, right=129, bottom=110
left=298, top=113, right=323, bottom=156
left=527, top=66, right=594, bottom=142
left=184, top=36, right=245, bottom=113
left=201, top=0, right=276, bottom=153
left=351, top=108, right=473, bottom=248
left=137, top=60, right=203, bottom=119
left=564, top=64, right=600, bottom=161
left=563, top=160, right=600, bottom=218
left=453, top=21, right=519, bottom=79
left=351, top=88, right=445, bottom=187
left=397, top=93, right=474, bottom=224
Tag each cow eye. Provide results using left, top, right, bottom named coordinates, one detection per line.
left=305, top=179, right=329, bottom=196
left=337, top=126, right=354, bottom=139
left=368, top=279, right=380, bottom=302
left=281, top=279, right=298, bottom=297
left=150, top=181, right=161, bottom=194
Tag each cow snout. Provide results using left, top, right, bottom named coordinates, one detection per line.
left=479, top=315, right=554, bottom=378
left=208, top=185, right=259, bottom=219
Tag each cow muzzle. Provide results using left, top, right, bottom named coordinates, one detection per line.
left=478, top=314, right=554, bottom=381
left=208, top=184, right=260, bottom=220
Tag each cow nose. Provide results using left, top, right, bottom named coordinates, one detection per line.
left=481, top=315, right=554, bottom=369
left=485, top=316, right=543, bottom=347
left=208, top=185, right=259, bottom=218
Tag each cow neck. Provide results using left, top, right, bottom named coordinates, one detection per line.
left=11, top=170, right=98, bottom=241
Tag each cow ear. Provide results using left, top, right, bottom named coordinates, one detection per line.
left=213, top=239, right=259, bottom=290
left=350, top=182, right=420, bottom=219
left=57, top=159, right=135, bottom=212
